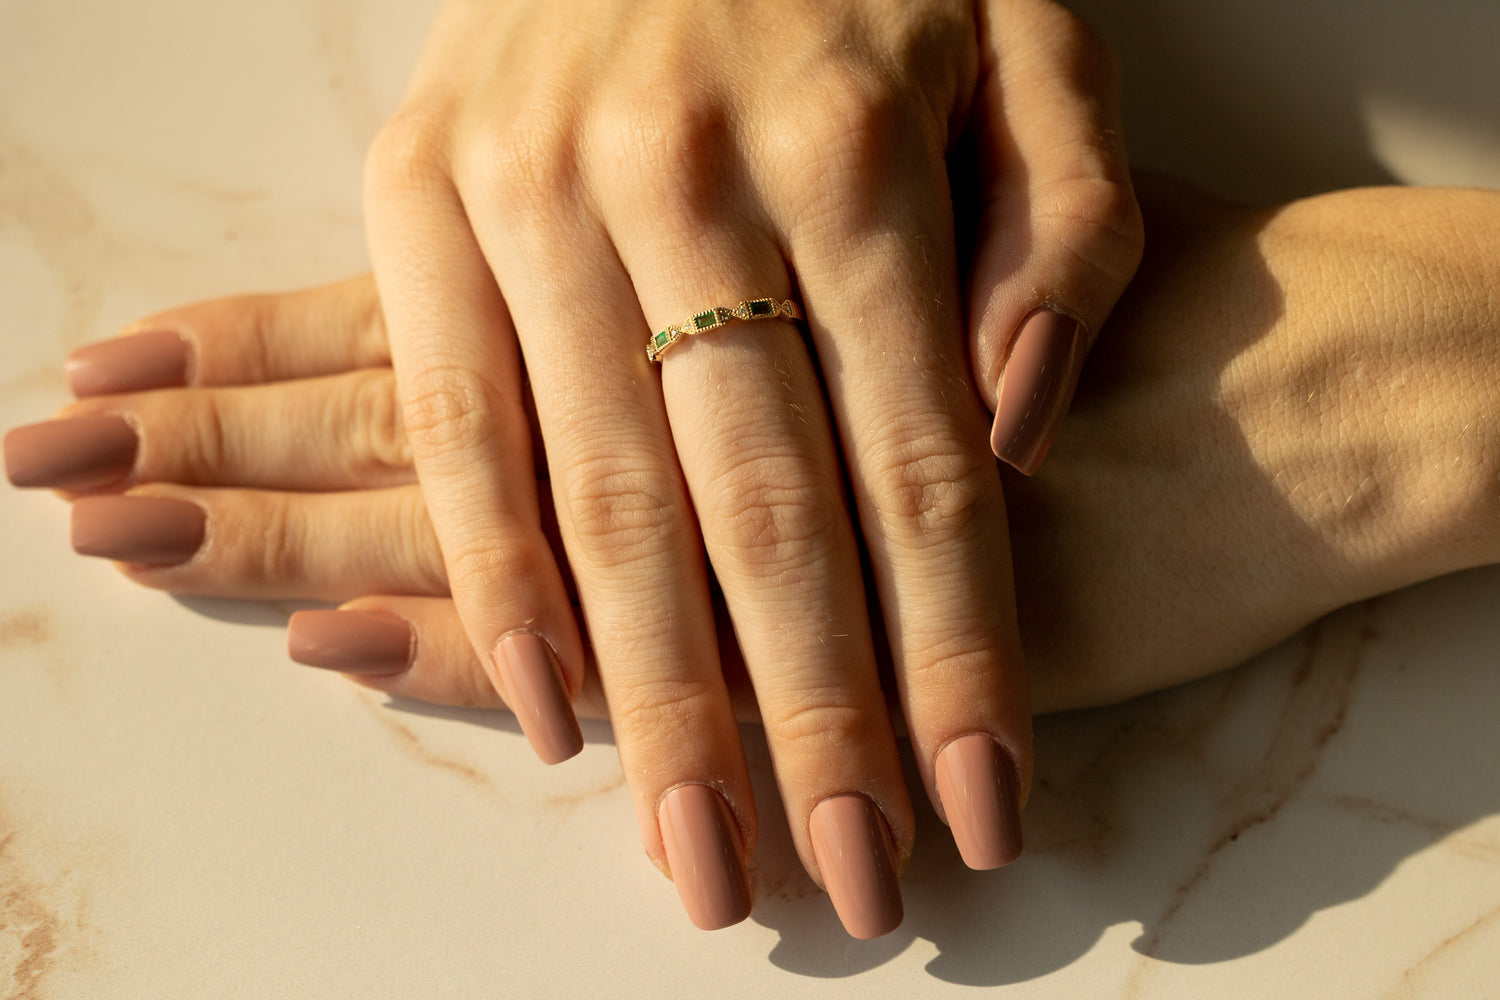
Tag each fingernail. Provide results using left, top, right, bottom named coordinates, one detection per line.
left=935, top=734, right=1023, bottom=870
left=493, top=632, right=583, bottom=764
left=3, top=415, right=138, bottom=491
left=71, top=495, right=206, bottom=566
left=288, top=609, right=414, bottom=675
left=990, top=310, right=1088, bottom=475
left=67, top=330, right=190, bottom=397
left=809, top=794, right=903, bottom=939
left=658, top=784, right=753, bottom=930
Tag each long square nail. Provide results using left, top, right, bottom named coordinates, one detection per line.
left=288, top=609, right=415, bottom=675
left=493, top=632, right=583, bottom=764
left=71, top=495, right=206, bottom=566
left=934, top=733, right=1023, bottom=870
left=67, top=330, right=190, bottom=397
left=990, top=310, right=1088, bottom=475
left=658, top=784, right=752, bottom=930
left=809, top=794, right=903, bottom=939
left=3, top=415, right=138, bottom=491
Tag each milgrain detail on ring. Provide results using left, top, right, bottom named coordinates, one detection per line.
left=645, top=297, right=803, bottom=362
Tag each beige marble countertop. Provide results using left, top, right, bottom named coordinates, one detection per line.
left=3, top=1, right=1498, bottom=996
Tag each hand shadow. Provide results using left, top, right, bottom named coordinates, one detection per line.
left=749, top=153, right=1500, bottom=977
left=747, top=572, right=1500, bottom=985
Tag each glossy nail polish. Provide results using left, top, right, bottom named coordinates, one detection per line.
left=287, top=609, right=415, bottom=675
left=990, top=309, right=1088, bottom=475
left=67, top=330, right=190, bottom=397
left=934, top=734, right=1023, bottom=870
left=3, top=415, right=138, bottom=491
left=658, top=784, right=753, bottom=930
left=493, top=631, right=583, bottom=764
left=809, top=794, right=903, bottom=939
left=71, top=495, right=206, bottom=566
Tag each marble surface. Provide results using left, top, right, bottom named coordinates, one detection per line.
left=2, top=1, right=1498, bottom=996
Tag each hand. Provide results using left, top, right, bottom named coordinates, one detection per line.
left=354, top=0, right=1140, bottom=935
left=13, top=184, right=1495, bottom=934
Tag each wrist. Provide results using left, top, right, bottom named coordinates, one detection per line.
left=1231, top=187, right=1500, bottom=595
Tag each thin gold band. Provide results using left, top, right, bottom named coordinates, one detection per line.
left=645, top=297, right=803, bottom=363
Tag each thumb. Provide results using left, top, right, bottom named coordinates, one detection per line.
left=964, top=0, right=1144, bottom=474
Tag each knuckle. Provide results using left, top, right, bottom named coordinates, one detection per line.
left=180, top=393, right=230, bottom=482
left=600, top=89, right=733, bottom=220
left=862, top=426, right=994, bottom=548
left=605, top=675, right=722, bottom=738
left=393, top=487, right=448, bottom=594
left=900, top=636, right=1003, bottom=694
left=562, top=458, right=680, bottom=568
left=766, top=695, right=878, bottom=759
left=483, top=115, right=580, bottom=218
left=398, top=363, right=499, bottom=459
left=255, top=492, right=303, bottom=583
left=442, top=531, right=547, bottom=595
left=365, top=110, right=453, bottom=198
left=782, top=72, right=937, bottom=213
left=705, top=458, right=839, bottom=575
left=1035, top=173, right=1145, bottom=286
left=344, top=369, right=411, bottom=478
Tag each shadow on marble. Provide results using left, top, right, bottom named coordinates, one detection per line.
left=170, top=593, right=332, bottom=628
left=734, top=190, right=1500, bottom=983
left=740, top=587, right=1500, bottom=986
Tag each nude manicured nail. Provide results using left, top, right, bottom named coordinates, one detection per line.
left=658, top=784, right=752, bottom=930
left=71, top=495, right=205, bottom=566
left=67, top=330, right=190, bottom=397
left=935, top=734, right=1023, bottom=870
left=288, top=610, right=414, bottom=675
left=3, top=415, right=138, bottom=491
left=809, top=794, right=903, bottom=939
left=990, top=310, right=1088, bottom=475
left=493, top=632, right=583, bottom=764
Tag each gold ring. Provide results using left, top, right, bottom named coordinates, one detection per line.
left=645, top=297, right=803, bottom=363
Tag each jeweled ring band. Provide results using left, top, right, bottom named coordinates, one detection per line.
left=646, top=297, right=803, bottom=362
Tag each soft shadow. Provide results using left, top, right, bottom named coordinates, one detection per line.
left=1072, top=0, right=1500, bottom=200
left=170, top=594, right=332, bottom=627
left=378, top=695, right=616, bottom=750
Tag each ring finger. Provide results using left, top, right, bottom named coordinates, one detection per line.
left=621, top=219, right=910, bottom=939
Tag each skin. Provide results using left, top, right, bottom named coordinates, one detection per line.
left=27, top=180, right=1500, bottom=927
left=359, top=0, right=1143, bottom=905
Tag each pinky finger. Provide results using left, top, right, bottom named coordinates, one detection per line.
left=68, top=275, right=386, bottom=397
left=288, top=596, right=761, bottom=726
left=289, top=598, right=608, bottom=718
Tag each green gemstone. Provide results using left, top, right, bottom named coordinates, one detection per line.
left=653, top=330, right=672, bottom=350
left=695, top=311, right=722, bottom=331
left=746, top=298, right=775, bottom=317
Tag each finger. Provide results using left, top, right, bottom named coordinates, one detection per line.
left=458, top=144, right=757, bottom=927
left=71, top=484, right=447, bottom=601
left=288, top=599, right=604, bottom=713
left=287, top=594, right=762, bottom=726
left=966, top=0, right=1144, bottom=473
left=616, top=205, right=909, bottom=938
left=771, top=107, right=1032, bottom=872
left=68, top=275, right=387, bottom=397
left=365, top=122, right=584, bottom=765
left=19, top=368, right=415, bottom=494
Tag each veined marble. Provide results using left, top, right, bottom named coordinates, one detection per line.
left=2, top=1, right=1497, bottom=996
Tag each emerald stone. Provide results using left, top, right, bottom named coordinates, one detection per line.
left=693, top=310, right=720, bottom=331
left=746, top=298, right=775, bottom=317
left=653, top=330, right=672, bottom=350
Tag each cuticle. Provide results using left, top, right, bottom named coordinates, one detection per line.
left=655, top=779, right=751, bottom=852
